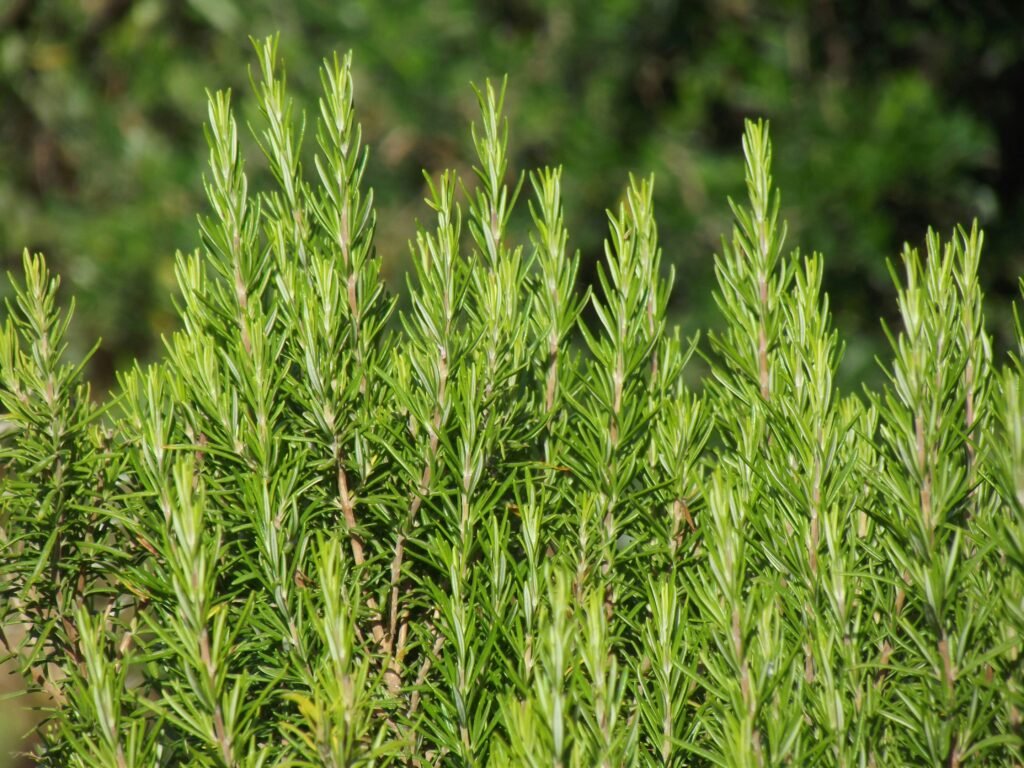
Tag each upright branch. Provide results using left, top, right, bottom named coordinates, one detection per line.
left=388, top=169, right=463, bottom=694
left=743, top=121, right=778, bottom=401
left=952, top=222, right=991, bottom=506
left=196, top=88, right=264, bottom=357
left=271, top=42, right=394, bottom=654
left=0, top=252, right=99, bottom=706
left=529, top=168, right=583, bottom=424
left=466, top=78, right=530, bottom=441
left=710, top=119, right=790, bottom=410
left=872, top=228, right=994, bottom=766
left=689, top=471, right=762, bottom=765
left=571, top=176, right=666, bottom=610
left=147, top=458, right=250, bottom=766
left=310, top=47, right=388, bottom=382
left=251, top=34, right=310, bottom=267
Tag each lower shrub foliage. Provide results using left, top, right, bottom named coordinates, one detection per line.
left=2, top=36, right=1023, bottom=767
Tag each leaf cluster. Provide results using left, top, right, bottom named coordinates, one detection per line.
left=2, top=37, right=1023, bottom=767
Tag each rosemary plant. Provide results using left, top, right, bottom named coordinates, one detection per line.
left=2, top=36, right=1022, bottom=767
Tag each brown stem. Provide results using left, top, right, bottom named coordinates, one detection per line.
left=337, top=458, right=364, bottom=566
left=339, top=200, right=351, bottom=269
left=200, top=627, right=234, bottom=766
left=916, top=412, right=934, bottom=543
left=938, top=632, right=955, bottom=698
left=387, top=531, right=406, bottom=654
left=213, top=704, right=234, bottom=767
left=804, top=639, right=817, bottom=681
left=384, top=620, right=408, bottom=695
left=337, top=453, right=386, bottom=651
left=875, top=640, right=893, bottom=688
left=409, top=615, right=445, bottom=716
left=385, top=445, right=434, bottom=692
left=947, top=740, right=961, bottom=768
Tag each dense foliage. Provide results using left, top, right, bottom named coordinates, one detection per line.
left=3, top=1, right=1023, bottom=385
left=3, top=38, right=1023, bottom=766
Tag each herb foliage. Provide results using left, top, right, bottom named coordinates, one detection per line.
left=2, top=37, right=1022, bottom=767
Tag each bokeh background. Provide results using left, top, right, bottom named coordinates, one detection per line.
left=3, top=1, right=1024, bottom=389
left=2, top=0, right=1024, bottom=762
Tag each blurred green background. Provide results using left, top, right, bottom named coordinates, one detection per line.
left=2, top=0, right=1023, bottom=391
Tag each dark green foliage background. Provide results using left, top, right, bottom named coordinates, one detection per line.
left=3, top=0, right=1023, bottom=387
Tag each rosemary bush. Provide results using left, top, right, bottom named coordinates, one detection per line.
left=2, top=37, right=1023, bottom=767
